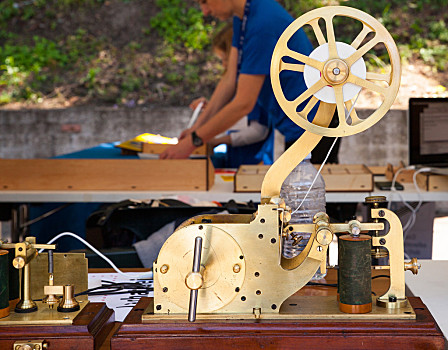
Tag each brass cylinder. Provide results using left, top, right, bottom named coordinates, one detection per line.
left=7, top=248, right=19, bottom=309
left=338, top=234, right=372, bottom=314
left=58, top=285, right=80, bottom=313
left=0, top=250, right=10, bottom=319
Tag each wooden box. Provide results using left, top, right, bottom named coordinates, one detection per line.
left=234, top=164, right=373, bottom=192
left=0, top=303, right=114, bottom=350
left=318, top=164, right=373, bottom=192
left=385, top=164, right=448, bottom=191
left=385, top=164, right=427, bottom=189
left=426, top=173, right=448, bottom=191
left=234, top=164, right=269, bottom=192
left=111, top=297, right=446, bottom=350
left=0, top=158, right=214, bottom=191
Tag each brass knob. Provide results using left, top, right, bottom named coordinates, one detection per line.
left=13, top=256, right=25, bottom=269
left=404, top=257, right=420, bottom=275
left=316, top=228, right=333, bottom=246
left=185, top=272, right=204, bottom=290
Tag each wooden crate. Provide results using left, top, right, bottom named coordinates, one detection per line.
left=427, top=173, right=448, bottom=191
left=234, top=164, right=373, bottom=192
left=385, top=163, right=427, bottom=189
left=234, top=165, right=269, bottom=192
left=0, top=158, right=214, bottom=191
left=318, top=164, right=373, bottom=192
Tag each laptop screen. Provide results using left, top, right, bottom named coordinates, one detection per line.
left=409, top=97, right=448, bottom=167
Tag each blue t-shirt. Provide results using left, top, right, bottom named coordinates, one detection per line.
left=232, top=0, right=316, bottom=143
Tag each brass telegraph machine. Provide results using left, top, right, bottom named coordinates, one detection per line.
left=148, top=6, right=421, bottom=322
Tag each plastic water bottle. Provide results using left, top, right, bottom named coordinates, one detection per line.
left=280, top=153, right=327, bottom=279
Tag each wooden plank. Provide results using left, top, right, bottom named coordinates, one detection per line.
left=0, top=159, right=214, bottom=191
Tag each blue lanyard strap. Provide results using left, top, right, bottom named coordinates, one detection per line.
left=237, top=0, right=251, bottom=76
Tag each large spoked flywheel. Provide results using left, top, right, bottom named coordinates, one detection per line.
left=271, top=6, right=401, bottom=137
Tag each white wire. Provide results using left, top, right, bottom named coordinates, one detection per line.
left=291, top=93, right=360, bottom=215
left=388, top=166, right=430, bottom=258
left=39, top=232, right=153, bottom=280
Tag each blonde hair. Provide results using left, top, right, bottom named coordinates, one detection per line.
left=212, top=23, right=233, bottom=58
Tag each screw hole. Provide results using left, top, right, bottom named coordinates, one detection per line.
left=260, top=218, right=265, bottom=224
left=254, top=272, right=260, bottom=277
left=241, top=296, right=246, bottom=301
left=271, top=238, right=276, bottom=244
left=271, top=304, right=277, bottom=310
left=258, top=234, right=263, bottom=239
left=256, top=290, right=261, bottom=295
left=235, top=287, right=240, bottom=292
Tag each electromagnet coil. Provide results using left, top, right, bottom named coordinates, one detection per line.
left=338, top=234, right=372, bottom=314
left=0, top=249, right=10, bottom=319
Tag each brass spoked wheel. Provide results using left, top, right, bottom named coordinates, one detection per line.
left=271, top=6, right=401, bottom=137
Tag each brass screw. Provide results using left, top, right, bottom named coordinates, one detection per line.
left=233, top=264, right=241, bottom=273
left=160, top=264, right=169, bottom=274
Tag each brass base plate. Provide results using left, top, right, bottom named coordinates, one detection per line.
left=142, top=296, right=415, bottom=322
left=0, top=300, right=88, bottom=326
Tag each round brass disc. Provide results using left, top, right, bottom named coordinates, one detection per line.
left=157, top=225, right=245, bottom=313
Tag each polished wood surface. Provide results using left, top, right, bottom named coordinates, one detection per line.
left=112, top=297, right=445, bottom=349
left=110, top=269, right=446, bottom=349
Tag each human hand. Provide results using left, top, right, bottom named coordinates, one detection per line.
left=159, top=136, right=195, bottom=159
left=179, top=128, right=192, bottom=140
left=189, top=97, right=207, bottom=110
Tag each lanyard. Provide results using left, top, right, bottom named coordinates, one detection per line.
left=237, top=0, right=251, bottom=76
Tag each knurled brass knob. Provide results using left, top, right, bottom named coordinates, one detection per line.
left=404, top=257, right=420, bottom=275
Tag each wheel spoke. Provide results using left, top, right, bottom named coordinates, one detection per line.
left=345, top=99, right=362, bottom=125
left=324, top=15, right=338, bottom=58
left=279, top=61, right=305, bottom=73
left=291, top=78, right=327, bottom=111
left=299, top=96, right=319, bottom=118
left=285, top=48, right=324, bottom=70
left=334, top=86, right=348, bottom=129
left=366, top=71, right=391, bottom=85
left=346, top=35, right=380, bottom=66
left=348, top=74, right=387, bottom=95
left=351, top=25, right=372, bottom=49
left=308, top=18, right=326, bottom=46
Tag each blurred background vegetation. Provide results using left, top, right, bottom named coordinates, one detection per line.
left=0, top=0, right=447, bottom=108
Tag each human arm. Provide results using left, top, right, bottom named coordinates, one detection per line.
left=160, top=73, right=266, bottom=159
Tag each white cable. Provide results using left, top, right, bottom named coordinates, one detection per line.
left=39, top=232, right=153, bottom=280
left=292, top=93, right=360, bottom=215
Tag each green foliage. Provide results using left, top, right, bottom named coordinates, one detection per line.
left=149, top=0, right=214, bottom=50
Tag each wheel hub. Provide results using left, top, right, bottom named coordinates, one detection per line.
left=323, top=59, right=349, bottom=85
